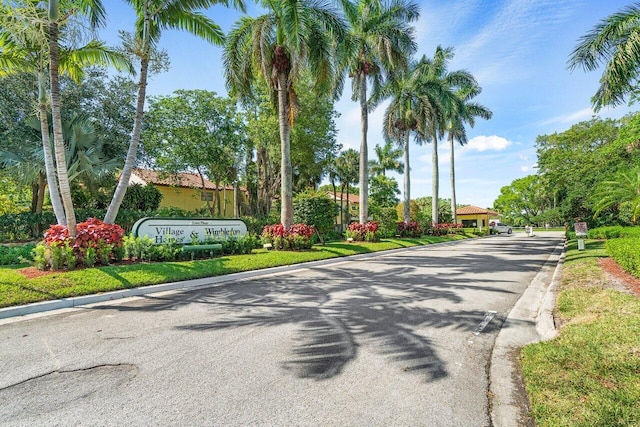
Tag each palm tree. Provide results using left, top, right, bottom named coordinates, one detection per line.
left=340, top=0, right=419, bottom=224
left=419, top=47, right=475, bottom=226
left=1, top=1, right=129, bottom=230
left=370, top=140, right=404, bottom=177
left=378, top=61, right=420, bottom=224
left=335, top=148, right=359, bottom=230
left=593, top=166, right=640, bottom=223
left=224, top=0, right=345, bottom=228
left=568, top=3, right=640, bottom=111
left=104, top=0, right=244, bottom=225
left=48, top=0, right=108, bottom=237
left=378, top=47, right=473, bottom=226
left=446, top=83, right=492, bottom=224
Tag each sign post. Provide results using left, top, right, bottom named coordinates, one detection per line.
left=574, top=222, right=587, bottom=251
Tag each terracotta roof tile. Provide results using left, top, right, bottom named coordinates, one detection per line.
left=132, top=169, right=240, bottom=191
left=326, top=192, right=360, bottom=204
left=456, top=205, right=499, bottom=216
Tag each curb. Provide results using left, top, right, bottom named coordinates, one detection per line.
left=489, top=238, right=566, bottom=427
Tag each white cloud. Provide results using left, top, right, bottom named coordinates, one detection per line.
left=538, top=107, right=594, bottom=126
left=464, top=135, right=512, bottom=152
left=521, top=166, right=530, bottom=172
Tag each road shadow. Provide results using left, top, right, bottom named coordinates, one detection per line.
left=94, top=235, right=562, bottom=383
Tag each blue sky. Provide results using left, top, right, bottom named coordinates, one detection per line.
left=100, top=0, right=633, bottom=209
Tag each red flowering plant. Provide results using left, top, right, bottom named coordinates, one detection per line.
left=430, top=222, right=463, bottom=236
left=395, top=221, right=422, bottom=238
left=346, top=221, right=379, bottom=242
left=261, top=223, right=316, bottom=250
left=437, top=223, right=463, bottom=234
left=36, top=218, right=125, bottom=270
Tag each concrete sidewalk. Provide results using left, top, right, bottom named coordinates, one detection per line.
left=490, top=234, right=565, bottom=426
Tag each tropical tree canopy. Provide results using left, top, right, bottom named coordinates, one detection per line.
left=568, top=2, right=640, bottom=110
left=340, top=0, right=419, bottom=224
left=104, top=0, right=242, bottom=224
left=223, top=0, right=346, bottom=228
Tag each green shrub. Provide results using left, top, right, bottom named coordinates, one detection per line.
left=0, top=243, right=36, bottom=265
left=120, top=184, right=163, bottom=211
left=568, top=225, right=640, bottom=240
left=377, top=207, right=399, bottom=238
left=607, top=237, right=640, bottom=278
left=293, top=191, right=337, bottom=244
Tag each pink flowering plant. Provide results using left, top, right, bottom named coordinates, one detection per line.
left=396, top=221, right=422, bottom=237
left=430, top=222, right=463, bottom=236
left=34, top=218, right=125, bottom=270
left=261, top=223, right=316, bottom=250
left=345, top=221, right=379, bottom=242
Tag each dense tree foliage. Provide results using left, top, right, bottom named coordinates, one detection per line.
left=494, top=114, right=640, bottom=227
left=142, top=89, right=246, bottom=216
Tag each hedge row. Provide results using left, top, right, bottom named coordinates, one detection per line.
left=606, top=238, right=640, bottom=279
left=0, top=244, right=36, bottom=265
left=566, top=225, right=640, bottom=240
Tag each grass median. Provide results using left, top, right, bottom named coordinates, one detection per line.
left=0, top=234, right=467, bottom=309
left=521, top=239, right=640, bottom=426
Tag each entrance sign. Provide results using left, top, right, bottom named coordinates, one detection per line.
left=574, top=222, right=588, bottom=236
left=574, top=222, right=587, bottom=251
left=132, top=218, right=247, bottom=244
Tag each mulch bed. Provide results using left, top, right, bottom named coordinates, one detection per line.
left=17, top=267, right=55, bottom=279
left=598, top=257, right=640, bottom=298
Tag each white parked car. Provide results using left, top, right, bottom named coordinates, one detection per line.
left=490, top=221, right=512, bottom=234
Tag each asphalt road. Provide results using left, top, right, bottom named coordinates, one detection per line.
left=0, top=232, right=564, bottom=426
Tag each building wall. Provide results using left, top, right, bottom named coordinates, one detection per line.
left=459, top=214, right=494, bottom=229
left=156, top=186, right=245, bottom=217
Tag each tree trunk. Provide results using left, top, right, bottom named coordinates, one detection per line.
left=214, top=181, right=221, bottom=216
left=403, top=133, right=411, bottom=224
left=346, top=185, right=350, bottom=227
left=30, top=182, right=38, bottom=213
left=223, top=186, right=227, bottom=217
left=48, top=19, right=76, bottom=236
left=38, top=70, right=65, bottom=224
left=233, top=180, right=239, bottom=218
left=358, top=71, right=368, bottom=224
left=36, top=172, right=46, bottom=214
left=197, top=169, right=213, bottom=216
left=431, top=131, right=439, bottom=226
left=449, top=133, right=457, bottom=224
left=339, top=184, right=345, bottom=232
left=104, top=20, right=151, bottom=224
left=332, top=181, right=337, bottom=228
left=276, top=71, right=293, bottom=228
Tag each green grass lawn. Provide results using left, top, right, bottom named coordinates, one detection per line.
left=521, top=239, right=640, bottom=426
left=0, top=234, right=466, bottom=309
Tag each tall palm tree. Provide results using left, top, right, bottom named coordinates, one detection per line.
left=370, top=140, right=404, bottom=177
left=568, top=3, right=640, bottom=111
left=48, top=0, right=108, bottom=236
left=224, top=0, right=345, bottom=228
left=335, top=148, right=359, bottom=229
left=104, top=0, right=244, bottom=224
left=419, top=46, right=474, bottom=226
left=446, top=83, right=492, bottom=224
left=340, top=0, right=419, bottom=224
left=378, top=61, right=420, bottom=224
left=1, top=1, right=128, bottom=230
